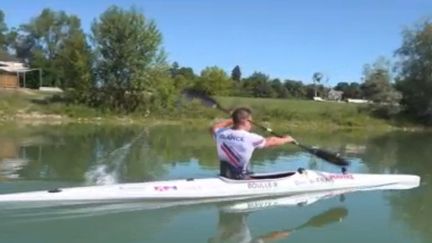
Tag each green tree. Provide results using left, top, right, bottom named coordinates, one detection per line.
left=284, top=79, right=307, bottom=98
left=0, top=10, right=8, bottom=51
left=362, top=58, right=390, bottom=99
left=57, top=24, right=94, bottom=101
left=91, top=6, right=173, bottom=112
left=11, top=8, right=92, bottom=89
left=231, top=65, right=241, bottom=82
left=173, top=66, right=196, bottom=90
left=312, top=72, right=324, bottom=97
left=362, top=57, right=402, bottom=117
left=305, top=83, right=327, bottom=99
left=177, top=67, right=195, bottom=80
left=395, top=20, right=432, bottom=123
left=7, top=28, right=31, bottom=62
left=170, top=61, right=179, bottom=78
left=169, top=62, right=196, bottom=90
left=334, top=82, right=349, bottom=94
left=347, top=82, right=363, bottom=99
left=242, top=72, right=275, bottom=97
left=270, top=78, right=288, bottom=98
left=335, top=82, right=363, bottom=99
left=194, top=66, right=232, bottom=95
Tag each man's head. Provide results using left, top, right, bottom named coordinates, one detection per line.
left=231, top=107, right=252, bottom=130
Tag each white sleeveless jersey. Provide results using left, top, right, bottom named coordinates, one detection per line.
left=214, top=128, right=266, bottom=172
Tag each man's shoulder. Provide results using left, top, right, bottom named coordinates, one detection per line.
left=241, top=130, right=261, bottom=136
left=243, top=131, right=265, bottom=142
left=215, top=127, right=231, bottom=134
left=216, top=128, right=262, bottom=137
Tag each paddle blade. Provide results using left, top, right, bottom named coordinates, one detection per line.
left=182, top=90, right=221, bottom=109
left=302, top=207, right=348, bottom=228
left=259, top=230, right=292, bottom=241
left=298, top=144, right=350, bottom=166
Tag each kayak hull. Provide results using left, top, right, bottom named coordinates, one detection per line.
left=0, top=170, right=420, bottom=203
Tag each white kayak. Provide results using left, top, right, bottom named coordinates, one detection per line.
left=0, top=169, right=420, bottom=203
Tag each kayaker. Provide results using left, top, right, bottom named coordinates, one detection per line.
left=211, top=107, right=295, bottom=179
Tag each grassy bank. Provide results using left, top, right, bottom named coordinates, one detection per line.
left=0, top=89, right=422, bottom=131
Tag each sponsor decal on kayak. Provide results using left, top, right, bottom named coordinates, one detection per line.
left=247, top=200, right=278, bottom=209
left=294, top=180, right=308, bottom=186
left=308, top=174, right=354, bottom=184
left=248, top=181, right=278, bottom=189
left=325, top=174, right=354, bottom=180
left=313, top=177, right=333, bottom=183
left=154, top=185, right=178, bottom=191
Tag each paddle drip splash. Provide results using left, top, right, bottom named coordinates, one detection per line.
left=84, top=131, right=146, bottom=185
left=84, top=164, right=118, bottom=185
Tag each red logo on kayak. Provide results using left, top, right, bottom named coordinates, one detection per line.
left=154, top=185, right=178, bottom=191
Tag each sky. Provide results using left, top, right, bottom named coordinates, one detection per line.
left=1, top=0, right=431, bottom=85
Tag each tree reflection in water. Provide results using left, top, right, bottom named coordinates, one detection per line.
left=361, top=132, right=432, bottom=243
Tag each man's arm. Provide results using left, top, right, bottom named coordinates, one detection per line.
left=264, top=135, right=295, bottom=148
left=210, top=119, right=233, bottom=135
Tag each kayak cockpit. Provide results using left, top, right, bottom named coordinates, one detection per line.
left=249, top=171, right=296, bottom=180
left=219, top=171, right=297, bottom=181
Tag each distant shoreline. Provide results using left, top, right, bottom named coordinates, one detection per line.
left=0, top=112, right=424, bottom=133
left=0, top=89, right=425, bottom=132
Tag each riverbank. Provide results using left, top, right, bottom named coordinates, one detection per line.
left=0, top=89, right=424, bottom=132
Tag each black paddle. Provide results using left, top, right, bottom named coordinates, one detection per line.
left=183, top=90, right=350, bottom=167
left=292, top=207, right=348, bottom=230
left=257, top=207, right=348, bottom=241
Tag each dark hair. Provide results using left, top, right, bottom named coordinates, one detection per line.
left=231, top=107, right=252, bottom=125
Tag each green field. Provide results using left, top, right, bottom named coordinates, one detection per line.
left=0, top=89, right=420, bottom=131
left=0, top=89, right=105, bottom=122
left=216, top=96, right=388, bottom=131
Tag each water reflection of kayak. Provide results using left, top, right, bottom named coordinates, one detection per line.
left=0, top=190, right=351, bottom=243
left=0, top=188, right=347, bottom=230
left=220, top=189, right=349, bottom=214
left=209, top=205, right=349, bottom=243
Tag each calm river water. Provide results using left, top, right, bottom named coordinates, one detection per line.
left=0, top=124, right=429, bottom=243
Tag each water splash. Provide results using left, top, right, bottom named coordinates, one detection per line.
left=84, top=164, right=117, bottom=185
left=84, top=130, right=147, bottom=185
